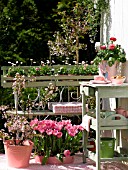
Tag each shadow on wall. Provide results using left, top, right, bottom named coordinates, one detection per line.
left=118, top=61, right=128, bottom=152
left=122, top=61, right=128, bottom=82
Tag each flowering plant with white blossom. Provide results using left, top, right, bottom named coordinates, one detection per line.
left=0, top=115, right=34, bottom=145
left=30, top=118, right=84, bottom=164
left=12, top=73, right=25, bottom=96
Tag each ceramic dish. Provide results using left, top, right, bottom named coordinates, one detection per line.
left=111, top=76, right=126, bottom=85
left=90, top=80, right=111, bottom=84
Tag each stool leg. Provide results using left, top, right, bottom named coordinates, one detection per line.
left=82, top=89, right=88, bottom=163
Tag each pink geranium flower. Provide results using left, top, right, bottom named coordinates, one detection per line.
left=109, top=44, right=115, bottom=50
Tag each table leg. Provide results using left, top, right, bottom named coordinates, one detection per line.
left=95, top=90, right=101, bottom=170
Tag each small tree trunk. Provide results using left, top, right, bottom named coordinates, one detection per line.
left=76, top=36, right=79, bottom=63
left=14, top=92, right=18, bottom=115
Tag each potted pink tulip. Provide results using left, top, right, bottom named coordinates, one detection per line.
left=30, top=118, right=84, bottom=165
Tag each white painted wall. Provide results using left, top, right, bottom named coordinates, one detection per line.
left=103, top=0, right=128, bottom=151
left=110, top=0, right=128, bottom=55
left=102, top=0, right=128, bottom=84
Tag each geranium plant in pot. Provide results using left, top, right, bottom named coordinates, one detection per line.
left=93, top=37, right=126, bottom=79
left=0, top=114, right=34, bottom=168
left=30, top=118, right=84, bottom=165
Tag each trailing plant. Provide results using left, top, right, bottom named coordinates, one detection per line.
left=69, top=65, right=80, bottom=75
left=56, top=66, right=69, bottom=75
left=28, top=65, right=52, bottom=76
left=7, top=67, right=26, bottom=77
left=5, top=64, right=98, bottom=77
left=83, top=65, right=98, bottom=75
left=68, top=64, right=98, bottom=75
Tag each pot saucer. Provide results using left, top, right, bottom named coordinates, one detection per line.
left=90, top=80, right=111, bottom=84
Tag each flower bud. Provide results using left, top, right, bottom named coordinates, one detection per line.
left=100, top=45, right=106, bottom=50
left=110, top=37, right=117, bottom=41
left=64, top=150, right=71, bottom=157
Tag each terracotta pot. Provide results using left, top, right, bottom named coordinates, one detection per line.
left=115, top=107, right=126, bottom=115
left=125, top=111, right=128, bottom=118
left=4, top=140, right=33, bottom=168
left=47, top=156, right=74, bottom=165
left=35, top=155, right=44, bottom=164
left=115, top=107, right=128, bottom=119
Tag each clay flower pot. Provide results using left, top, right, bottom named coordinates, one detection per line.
left=47, top=156, right=74, bottom=165
left=115, top=107, right=126, bottom=115
left=4, top=140, right=33, bottom=168
left=34, top=155, right=44, bottom=164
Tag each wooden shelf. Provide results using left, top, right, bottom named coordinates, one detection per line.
left=90, top=114, right=128, bottom=129
left=6, top=110, right=82, bottom=116
left=1, top=75, right=94, bottom=88
left=80, top=82, right=128, bottom=170
left=87, top=150, right=128, bottom=162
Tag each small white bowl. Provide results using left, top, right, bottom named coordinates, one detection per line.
left=111, top=76, right=126, bottom=84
